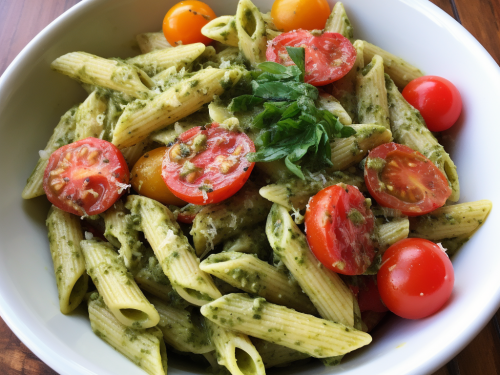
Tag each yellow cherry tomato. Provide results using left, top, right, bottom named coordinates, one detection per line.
left=271, top=0, right=331, bottom=32
left=163, top=1, right=216, bottom=46
left=131, top=147, right=187, bottom=206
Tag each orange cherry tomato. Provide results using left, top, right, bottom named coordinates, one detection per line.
left=271, top=0, right=331, bottom=32
left=43, top=138, right=129, bottom=216
left=163, top=1, right=216, bottom=46
left=131, top=147, right=187, bottom=206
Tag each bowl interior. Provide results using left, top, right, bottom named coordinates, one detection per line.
left=1, top=0, right=499, bottom=374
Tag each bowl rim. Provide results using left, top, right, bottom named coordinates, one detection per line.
left=0, top=0, right=499, bottom=374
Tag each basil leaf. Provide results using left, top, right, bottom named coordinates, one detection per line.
left=228, top=95, right=265, bottom=112
left=286, top=46, right=306, bottom=81
left=258, top=62, right=287, bottom=74
left=252, top=81, right=318, bottom=101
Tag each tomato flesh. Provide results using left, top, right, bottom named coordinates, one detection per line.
left=162, top=123, right=255, bottom=205
left=305, top=184, right=375, bottom=275
left=266, top=30, right=357, bottom=86
left=377, top=238, right=454, bottom=319
left=163, top=1, right=216, bottom=46
left=364, top=143, right=451, bottom=216
left=43, top=137, right=129, bottom=216
left=271, top=0, right=331, bottom=32
left=402, top=76, right=462, bottom=132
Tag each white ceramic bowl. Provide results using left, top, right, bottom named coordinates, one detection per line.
left=1, top=0, right=499, bottom=374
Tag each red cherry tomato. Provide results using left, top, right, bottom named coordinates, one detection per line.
left=43, top=138, right=129, bottom=216
left=271, top=0, right=331, bottom=32
left=176, top=204, right=203, bottom=224
left=163, top=1, right=216, bottom=46
left=364, top=142, right=451, bottom=216
left=377, top=238, right=454, bottom=319
left=402, top=76, right=462, bottom=132
left=357, top=276, right=388, bottom=313
left=266, top=30, right=357, bottom=86
left=162, top=123, right=255, bottom=205
left=305, top=184, right=375, bottom=275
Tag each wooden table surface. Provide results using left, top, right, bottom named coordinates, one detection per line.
left=1, top=0, right=499, bottom=374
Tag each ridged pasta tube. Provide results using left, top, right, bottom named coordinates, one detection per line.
left=363, top=41, right=423, bottom=88
left=266, top=204, right=355, bottom=326
left=205, top=318, right=266, bottom=375
left=235, top=0, right=267, bottom=67
left=376, top=217, right=410, bottom=250
left=201, top=294, right=371, bottom=358
left=317, top=92, right=352, bottom=125
left=81, top=240, right=160, bottom=328
left=151, top=297, right=214, bottom=354
left=259, top=170, right=365, bottom=211
left=190, top=183, right=273, bottom=256
left=386, top=75, right=460, bottom=201
left=46, top=206, right=88, bottom=314
left=88, top=294, right=168, bottom=375
left=136, top=31, right=171, bottom=54
left=202, top=16, right=239, bottom=47
left=112, top=67, right=242, bottom=148
left=74, top=91, right=107, bottom=140
left=357, top=55, right=390, bottom=129
left=330, top=124, right=392, bottom=171
left=330, top=40, right=364, bottom=122
left=127, top=43, right=206, bottom=76
left=200, top=252, right=317, bottom=315
left=51, top=52, right=154, bottom=99
left=149, top=121, right=197, bottom=145
left=126, top=195, right=222, bottom=306
left=409, top=200, right=492, bottom=241
left=102, top=200, right=143, bottom=271
left=251, top=338, right=310, bottom=368
left=22, top=106, right=78, bottom=199
left=323, top=2, right=354, bottom=41
left=120, top=140, right=149, bottom=169
left=222, top=226, right=272, bottom=261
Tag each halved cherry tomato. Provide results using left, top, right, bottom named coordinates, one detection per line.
left=364, top=143, right=451, bottom=216
left=43, top=138, right=129, bottom=216
left=304, top=184, right=375, bottom=275
left=377, top=238, right=454, bottom=319
left=163, top=1, right=216, bottom=46
left=402, top=76, right=462, bottom=132
left=266, top=30, right=356, bottom=86
left=131, top=147, right=187, bottom=206
left=271, top=0, right=331, bottom=32
left=162, top=123, right=255, bottom=205
left=176, top=204, right=203, bottom=224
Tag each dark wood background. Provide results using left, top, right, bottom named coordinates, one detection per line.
left=0, top=0, right=499, bottom=374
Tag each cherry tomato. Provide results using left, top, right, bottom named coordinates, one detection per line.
left=357, top=276, right=388, bottom=313
left=43, top=138, right=129, bottom=216
left=266, top=30, right=356, bottom=86
left=163, top=1, right=216, bottom=46
left=177, top=204, right=203, bottom=224
left=364, top=143, right=451, bottom=216
left=377, top=238, right=454, bottom=319
left=271, top=0, right=331, bottom=32
left=402, top=76, right=462, bottom=132
left=305, top=184, right=375, bottom=275
left=131, top=147, right=187, bottom=206
left=162, top=123, right=255, bottom=205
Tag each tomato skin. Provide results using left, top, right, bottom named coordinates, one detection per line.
left=131, top=147, right=187, bottom=206
left=305, top=184, right=375, bottom=275
left=163, top=1, right=216, bottom=46
left=364, top=142, right=451, bottom=216
left=162, top=123, right=255, bottom=205
left=357, top=276, right=388, bottom=313
left=43, top=138, right=129, bottom=216
left=266, top=30, right=356, bottom=86
left=402, top=76, right=462, bottom=132
left=176, top=204, right=203, bottom=224
left=377, top=238, right=454, bottom=320
left=271, top=0, right=331, bottom=32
